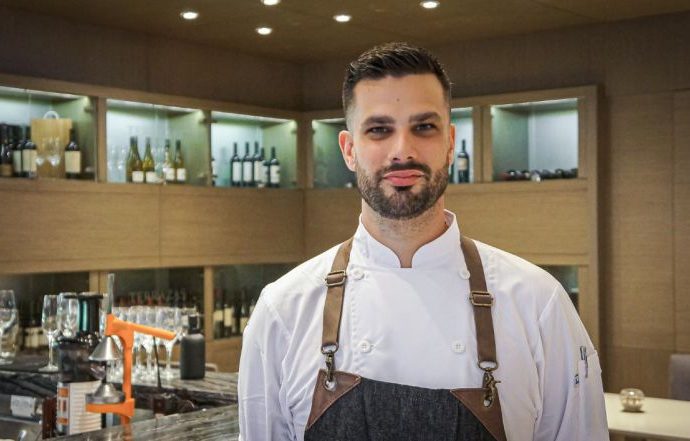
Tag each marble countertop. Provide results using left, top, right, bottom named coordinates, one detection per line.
left=45, top=405, right=240, bottom=440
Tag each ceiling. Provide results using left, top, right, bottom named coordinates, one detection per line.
left=5, top=0, right=690, bottom=63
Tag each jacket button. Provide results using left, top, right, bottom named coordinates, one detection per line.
left=350, top=268, right=364, bottom=280
left=460, top=269, right=470, bottom=279
left=451, top=341, right=466, bottom=354
left=358, top=340, right=372, bottom=353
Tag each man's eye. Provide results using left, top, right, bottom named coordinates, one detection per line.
left=366, top=126, right=390, bottom=135
left=415, top=123, right=436, bottom=131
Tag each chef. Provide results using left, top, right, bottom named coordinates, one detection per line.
left=238, top=42, right=609, bottom=441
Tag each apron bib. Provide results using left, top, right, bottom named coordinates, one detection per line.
left=304, top=236, right=507, bottom=441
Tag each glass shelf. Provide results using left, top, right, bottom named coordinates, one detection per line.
left=312, top=118, right=354, bottom=189
left=491, top=98, right=578, bottom=181
left=106, top=99, right=208, bottom=186
left=0, top=85, right=96, bottom=180
left=211, top=111, right=297, bottom=188
left=541, top=265, right=579, bottom=310
left=450, top=107, right=475, bottom=184
left=212, top=263, right=296, bottom=339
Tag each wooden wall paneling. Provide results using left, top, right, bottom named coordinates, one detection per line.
left=674, top=90, right=690, bottom=352
left=88, top=271, right=100, bottom=292
left=481, top=106, right=493, bottom=182
left=206, top=337, right=242, bottom=373
left=304, top=188, right=361, bottom=257
left=204, top=266, right=214, bottom=341
left=445, top=181, right=589, bottom=262
left=577, top=265, right=599, bottom=349
left=159, top=187, right=304, bottom=266
left=0, top=180, right=161, bottom=273
left=95, top=97, right=107, bottom=182
left=471, top=105, right=484, bottom=183
left=606, top=93, right=674, bottom=351
left=603, top=345, right=673, bottom=397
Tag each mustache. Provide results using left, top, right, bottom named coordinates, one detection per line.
left=377, top=161, right=432, bottom=179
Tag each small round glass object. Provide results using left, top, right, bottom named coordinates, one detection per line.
left=619, top=388, right=645, bottom=412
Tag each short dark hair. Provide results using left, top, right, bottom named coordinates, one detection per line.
left=342, top=42, right=452, bottom=123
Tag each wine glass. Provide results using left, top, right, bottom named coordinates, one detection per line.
left=46, top=137, right=62, bottom=177
left=156, top=307, right=180, bottom=380
left=57, top=293, right=79, bottom=338
left=0, top=290, right=17, bottom=365
left=39, top=295, right=59, bottom=372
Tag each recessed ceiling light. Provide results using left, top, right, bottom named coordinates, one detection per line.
left=334, top=14, right=351, bottom=23
left=180, top=10, right=199, bottom=20
left=256, top=26, right=273, bottom=36
left=261, top=0, right=280, bottom=5
left=420, top=1, right=440, bottom=9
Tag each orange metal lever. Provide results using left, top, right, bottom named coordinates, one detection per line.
left=86, top=314, right=176, bottom=424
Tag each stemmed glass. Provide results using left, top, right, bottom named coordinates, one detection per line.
left=45, top=137, right=62, bottom=177
left=39, top=295, right=59, bottom=372
left=0, top=290, right=18, bottom=365
left=138, top=306, right=157, bottom=381
left=156, top=307, right=180, bottom=380
left=58, top=293, right=79, bottom=338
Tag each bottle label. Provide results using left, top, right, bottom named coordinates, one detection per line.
left=176, top=168, right=187, bottom=182
left=243, top=162, right=253, bottom=184
left=232, top=163, right=242, bottom=184
left=12, top=151, right=22, bottom=173
left=1, top=163, right=13, bottom=177
left=22, top=150, right=37, bottom=173
left=270, top=166, right=281, bottom=186
left=240, top=317, right=249, bottom=333
left=145, top=171, right=158, bottom=184
left=213, top=310, right=223, bottom=323
left=65, top=151, right=81, bottom=174
left=254, top=161, right=263, bottom=184
left=223, top=308, right=234, bottom=327
left=456, top=158, right=468, bottom=171
left=262, top=165, right=269, bottom=185
left=57, top=381, right=102, bottom=435
left=132, top=171, right=144, bottom=183
left=164, top=167, right=175, bottom=182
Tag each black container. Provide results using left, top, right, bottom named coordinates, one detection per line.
left=180, top=314, right=205, bottom=380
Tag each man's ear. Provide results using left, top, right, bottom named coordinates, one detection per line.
left=447, top=123, right=456, bottom=166
left=339, top=130, right=356, bottom=172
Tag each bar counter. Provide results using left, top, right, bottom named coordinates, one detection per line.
left=45, top=405, right=240, bottom=440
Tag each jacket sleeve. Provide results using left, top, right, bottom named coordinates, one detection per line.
left=533, top=284, right=609, bottom=441
left=238, top=290, right=293, bottom=441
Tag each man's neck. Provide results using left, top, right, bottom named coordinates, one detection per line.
left=360, top=198, right=448, bottom=268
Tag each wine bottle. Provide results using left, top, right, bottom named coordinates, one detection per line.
left=268, top=146, right=281, bottom=188
left=174, top=140, right=186, bottom=183
left=142, top=137, right=156, bottom=184
left=12, top=126, right=23, bottom=178
left=456, top=139, right=470, bottom=183
left=239, top=289, right=250, bottom=334
left=126, top=136, right=144, bottom=183
left=242, top=142, right=253, bottom=187
left=22, top=127, right=37, bottom=179
left=64, top=128, right=82, bottom=179
left=56, top=293, right=105, bottom=436
left=262, top=148, right=270, bottom=187
left=0, top=125, right=12, bottom=178
left=223, top=291, right=235, bottom=337
left=213, top=290, right=223, bottom=339
left=253, top=143, right=264, bottom=188
left=180, top=314, right=205, bottom=380
left=162, top=139, right=175, bottom=184
left=230, top=142, right=241, bottom=187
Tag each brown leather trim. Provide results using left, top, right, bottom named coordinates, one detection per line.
left=322, top=238, right=354, bottom=348
left=460, top=236, right=498, bottom=367
left=450, top=388, right=508, bottom=441
left=306, top=369, right=362, bottom=430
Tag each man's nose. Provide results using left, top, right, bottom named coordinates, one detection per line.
left=389, top=130, right=417, bottom=162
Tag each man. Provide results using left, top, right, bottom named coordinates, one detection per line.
left=239, top=42, right=608, bottom=441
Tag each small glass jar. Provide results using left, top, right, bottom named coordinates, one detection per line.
left=620, top=388, right=645, bottom=412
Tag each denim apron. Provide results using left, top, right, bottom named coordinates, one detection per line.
left=304, top=236, right=508, bottom=441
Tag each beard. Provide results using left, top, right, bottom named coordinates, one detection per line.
left=356, top=159, right=449, bottom=220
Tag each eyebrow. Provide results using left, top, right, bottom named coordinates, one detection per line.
left=361, top=112, right=442, bottom=127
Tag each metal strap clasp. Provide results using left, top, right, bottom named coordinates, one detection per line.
left=321, top=345, right=338, bottom=391
left=470, top=291, right=493, bottom=307
left=325, top=270, right=347, bottom=287
left=482, top=370, right=501, bottom=408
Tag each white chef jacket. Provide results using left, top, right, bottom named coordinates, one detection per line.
left=238, top=210, right=609, bottom=441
